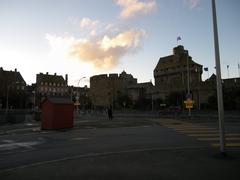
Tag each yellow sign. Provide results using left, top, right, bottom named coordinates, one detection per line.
left=184, top=100, right=194, bottom=109
left=74, top=101, right=80, bottom=106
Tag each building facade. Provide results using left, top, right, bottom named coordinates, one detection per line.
left=90, top=71, right=137, bottom=108
left=34, top=72, right=69, bottom=106
left=154, top=46, right=203, bottom=108
left=0, top=67, right=26, bottom=109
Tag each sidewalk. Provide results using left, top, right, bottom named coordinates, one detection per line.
left=0, top=117, right=153, bottom=135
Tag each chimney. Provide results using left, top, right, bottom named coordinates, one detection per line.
left=46, top=72, right=49, bottom=75
left=65, top=74, right=68, bottom=85
left=54, top=73, right=56, bottom=76
left=15, top=68, right=17, bottom=72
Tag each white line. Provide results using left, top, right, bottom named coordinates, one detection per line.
left=71, top=138, right=89, bottom=140
left=0, top=146, right=208, bottom=173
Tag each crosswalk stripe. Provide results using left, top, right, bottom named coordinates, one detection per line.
left=172, top=128, right=216, bottom=131
left=197, top=137, right=240, bottom=141
left=178, top=130, right=219, bottom=133
left=188, top=133, right=240, bottom=137
left=211, top=143, right=240, bottom=147
left=160, top=119, right=240, bottom=148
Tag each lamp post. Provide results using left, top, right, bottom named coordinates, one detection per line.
left=76, top=77, right=86, bottom=112
left=186, top=54, right=191, bottom=117
left=78, top=77, right=86, bottom=87
left=212, top=0, right=226, bottom=154
left=32, top=91, right=36, bottom=109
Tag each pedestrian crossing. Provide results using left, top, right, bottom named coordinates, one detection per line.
left=160, top=119, right=240, bottom=148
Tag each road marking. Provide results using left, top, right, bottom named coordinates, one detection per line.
left=211, top=143, right=240, bottom=147
left=197, top=137, right=240, bottom=141
left=160, top=119, right=240, bottom=148
left=188, top=133, right=240, bottom=137
left=72, top=138, right=89, bottom=140
left=0, top=145, right=208, bottom=173
left=0, top=141, right=41, bottom=151
left=172, top=127, right=216, bottom=131
left=178, top=130, right=219, bottom=133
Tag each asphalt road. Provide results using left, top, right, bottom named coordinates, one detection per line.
left=0, top=117, right=240, bottom=180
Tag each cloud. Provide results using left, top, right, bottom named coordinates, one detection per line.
left=184, top=0, right=201, bottom=9
left=115, top=0, right=156, bottom=19
left=46, top=28, right=145, bottom=70
left=80, top=17, right=99, bottom=28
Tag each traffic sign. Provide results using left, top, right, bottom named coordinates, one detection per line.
left=184, top=99, right=194, bottom=109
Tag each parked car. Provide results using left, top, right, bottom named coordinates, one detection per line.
left=159, top=106, right=181, bottom=115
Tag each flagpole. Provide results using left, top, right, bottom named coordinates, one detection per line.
left=212, top=0, right=226, bottom=154
left=238, top=62, right=240, bottom=78
left=227, top=65, right=229, bottom=78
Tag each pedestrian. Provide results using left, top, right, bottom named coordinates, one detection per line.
left=107, top=106, right=113, bottom=120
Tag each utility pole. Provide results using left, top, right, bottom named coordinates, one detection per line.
left=212, top=0, right=226, bottom=154
left=186, top=54, right=191, bottom=117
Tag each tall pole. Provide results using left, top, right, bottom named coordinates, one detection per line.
left=238, top=62, right=240, bottom=77
left=227, top=65, right=229, bottom=78
left=212, top=0, right=226, bottom=154
left=187, top=54, right=191, bottom=116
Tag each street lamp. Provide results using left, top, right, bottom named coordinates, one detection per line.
left=186, top=53, right=191, bottom=117
left=32, top=91, right=36, bottom=109
left=211, top=0, right=226, bottom=154
left=78, top=77, right=86, bottom=87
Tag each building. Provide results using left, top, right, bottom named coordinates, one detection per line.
left=127, top=82, right=153, bottom=102
left=153, top=45, right=240, bottom=110
left=69, top=85, right=90, bottom=109
left=90, top=71, right=137, bottom=108
left=154, top=46, right=203, bottom=108
left=34, top=72, right=69, bottom=106
left=0, top=67, right=26, bottom=109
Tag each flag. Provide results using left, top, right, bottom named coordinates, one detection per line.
left=204, top=67, right=208, bottom=71
left=177, top=36, right=181, bottom=41
left=227, top=65, right=229, bottom=68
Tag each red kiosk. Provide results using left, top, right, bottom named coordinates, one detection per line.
left=41, top=97, right=74, bottom=130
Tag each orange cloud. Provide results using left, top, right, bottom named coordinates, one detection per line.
left=46, top=29, right=145, bottom=70
left=70, top=29, right=145, bottom=69
left=116, top=0, right=156, bottom=19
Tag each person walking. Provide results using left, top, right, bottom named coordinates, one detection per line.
left=107, top=106, right=113, bottom=120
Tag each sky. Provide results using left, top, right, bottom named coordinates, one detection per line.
left=0, top=0, right=239, bottom=87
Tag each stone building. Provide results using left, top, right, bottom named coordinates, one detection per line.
left=154, top=45, right=203, bottom=108
left=127, top=82, right=153, bottom=102
left=153, top=45, right=240, bottom=110
left=90, top=71, right=137, bottom=108
left=0, top=67, right=26, bottom=109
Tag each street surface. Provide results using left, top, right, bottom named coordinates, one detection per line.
left=0, top=115, right=239, bottom=180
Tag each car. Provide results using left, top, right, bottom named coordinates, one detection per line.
left=159, top=106, right=181, bottom=115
